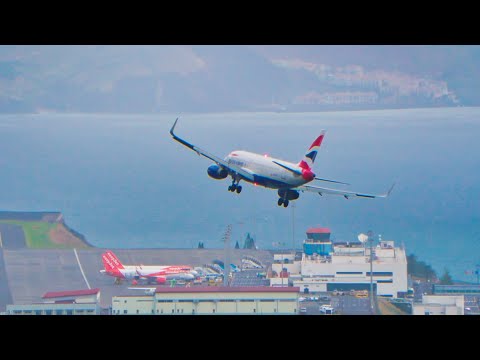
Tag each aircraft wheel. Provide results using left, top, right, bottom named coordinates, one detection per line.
left=236, top=186, right=242, bottom=194
left=283, top=200, right=289, bottom=207
left=278, top=198, right=283, bottom=206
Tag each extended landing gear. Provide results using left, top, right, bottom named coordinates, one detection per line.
left=277, top=198, right=289, bottom=207
left=228, top=180, right=242, bottom=194
left=277, top=189, right=298, bottom=208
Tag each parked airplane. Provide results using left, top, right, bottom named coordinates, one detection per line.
left=170, top=118, right=394, bottom=207
left=100, top=250, right=199, bottom=284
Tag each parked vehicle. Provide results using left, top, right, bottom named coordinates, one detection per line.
left=319, top=305, right=334, bottom=315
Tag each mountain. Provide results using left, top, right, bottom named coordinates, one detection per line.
left=0, top=45, right=479, bottom=113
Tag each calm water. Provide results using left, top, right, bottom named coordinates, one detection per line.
left=0, top=108, right=479, bottom=281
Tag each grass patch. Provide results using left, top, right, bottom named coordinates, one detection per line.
left=0, top=220, right=73, bottom=249
left=378, top=298, right=409, bottom=315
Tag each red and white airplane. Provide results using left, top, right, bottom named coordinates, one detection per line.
left=170, top=118, right=394, bottom=207
left=100, top=250, right=199, bottom=284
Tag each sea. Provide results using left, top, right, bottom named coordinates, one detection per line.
left=0, top=107, right=479, bottom=282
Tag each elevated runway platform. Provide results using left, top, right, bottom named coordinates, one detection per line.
left=1, top=248, right=274, bottom=310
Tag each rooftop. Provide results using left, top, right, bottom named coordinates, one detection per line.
left=155, top=286, right=299, bottom=294
left=42, top=288, right=100, bottom=299
left=306, top=227, right=331, bottom=234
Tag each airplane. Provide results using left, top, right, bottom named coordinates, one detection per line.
left=100, top=250, right=199, bottom=284
left=169, top=118, right=394, bottom=207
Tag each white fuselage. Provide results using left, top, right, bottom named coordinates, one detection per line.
left=118, top=265, right=197, bottom=280
left=225, top=151, right=311, bottom=189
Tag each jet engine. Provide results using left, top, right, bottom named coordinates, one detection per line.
left=156, top=276, right=167, bottom=284
left=207, top=164, right=228, bottom=179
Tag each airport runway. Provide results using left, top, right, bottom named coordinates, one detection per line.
left=1, top=248, right=274, bottom=309
left=0, top=223, right=26, bottom=249
left=0, top=249, right=14, bottom=312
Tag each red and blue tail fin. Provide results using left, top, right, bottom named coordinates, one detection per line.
left=299, top=130, right=326, bottom=169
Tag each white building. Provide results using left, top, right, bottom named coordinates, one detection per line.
left=112, top=286, right=300, bottom=315
left=270, top=228, right=408, bottom=298
left=413, top=295, right=464, bottom=315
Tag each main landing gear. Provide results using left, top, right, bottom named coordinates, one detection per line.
left=277, top=189, right=299, bottom=208
left=277, top=198, right=289, bottom=207
left=228, top=179, right=242, bottom=194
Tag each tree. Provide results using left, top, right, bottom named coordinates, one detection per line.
left=235, top=241, right=240, bottom=249
left=439, top=268, right=453, bottom=285
left=407, top=253, right=437, bottom=281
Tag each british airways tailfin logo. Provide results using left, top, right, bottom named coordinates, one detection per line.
left=305, top=151, right=317, bottom=163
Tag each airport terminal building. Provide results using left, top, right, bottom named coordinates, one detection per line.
left=112, top=286, right=299, bottom=315
left=269, top=228, right=408, bottom=298
left=6, top=288, right=101, bottom=315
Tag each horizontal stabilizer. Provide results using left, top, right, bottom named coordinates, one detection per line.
left=315, top=177, right=350, bottom=185
left=272, top=160, right=302, bottom=175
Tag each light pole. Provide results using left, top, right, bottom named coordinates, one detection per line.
left=292, top=202, right=296, bottom=251
left=367, top=230, right=374, bottom=314
left=222, top=224, right=232, bottom=287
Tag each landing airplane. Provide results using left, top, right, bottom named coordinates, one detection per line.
left=170, top=118, right=394, bottom=207
left=100, top=250, right=199, bottom=284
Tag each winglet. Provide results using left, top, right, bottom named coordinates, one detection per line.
left=380, top=183, right=396, bottom=197
left=169, top=118, right=195, bottom=151
left=170, top=118, right=179, bottom=137
left=387, top=182, right=395, bottom=196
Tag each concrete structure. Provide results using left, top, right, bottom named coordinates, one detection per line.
left=413, top=295, right=464, bottom=315
left=6, top=288, right=101, bottom=315
left=112, top=286, right=299, bottom=315
left=433, top=284, right=480, bottom=295
left=270, top=228, right=408, bottom=298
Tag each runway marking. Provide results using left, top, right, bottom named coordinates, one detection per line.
left=0, top=232, right=2, bottom=248
left=74, top=248, right=91, bottom=289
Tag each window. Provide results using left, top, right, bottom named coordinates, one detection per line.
left=124, top=310, right=128, bottom=314
left=45, top=310, right=52, bottom=315
left=253, top=309, right=256, bottom=313
left=55, top=310, right=63, bottom=315
left=212, top=309, right=215, bottom=313
left=136, top=310, right=139, bottom=314
left=366, top=272, right=393, bottom=276
left=171, top=309, right=174, bottom=313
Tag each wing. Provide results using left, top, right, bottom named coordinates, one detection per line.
left=294, top=183, right=395, bottom=199
left=170, top=118, right=255, bottom=182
